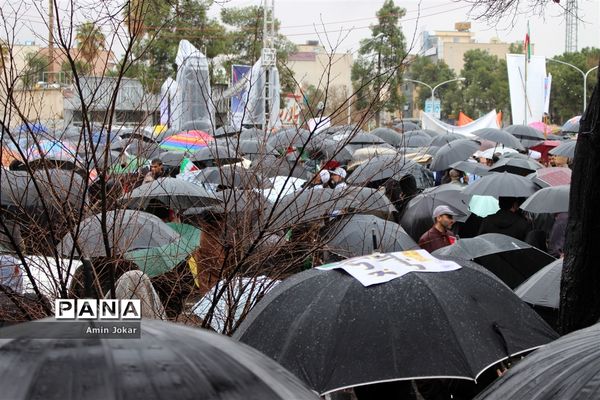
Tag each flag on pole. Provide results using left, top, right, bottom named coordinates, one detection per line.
left=524, top=22, right=531, bottom=62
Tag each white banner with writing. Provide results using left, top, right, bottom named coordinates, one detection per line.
left=316, top=250, right=462, bottom=286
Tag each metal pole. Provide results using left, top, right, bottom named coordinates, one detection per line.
left=403, top=78, right=432, bottom=111
left=431, top=78, right=465, bottom=116
left=547, top=58, right=585, bottom=114
left=375, top=34, right=384, bottom=127
left=584, top=66, right=598, bottom=113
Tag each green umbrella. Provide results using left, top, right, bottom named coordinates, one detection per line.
left=124, top=222, right=200, bottom=277
left=109, top=156, right=147, bottom=174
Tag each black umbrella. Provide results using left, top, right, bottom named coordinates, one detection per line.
left=0, top=319, right=319, bottom=400
left=268, top=186, right=392, bottom=229
left=520, top=185, right=569, bottom=213
left=489, top=157, right=543, bottom=175
left=237, top=140, right=279, bottom=158
left=561, top=115, right=581, bottom=134
left=180, top=120, right=212, bottom=132
left=393, top=120, right=420, bottom=132
left=183, top=189, right=267, bottom=216
left=514, top=259, right=562, bottom=309
left=504, top=125, right=545, bottom=148
left=399, top=133, right=431, bottom=148
left=399, top=184, right=471, bottom=241
left=428, top=133, right=464, bottom=147
left=90, top=147, right=126, bottom=169
left=449, top=161, right=491, bottom=176
left=463, top=172, right=538, bottom=198
left=121, top=177, right=222, bottom=211
left=406, top=128, right=439, bottom=138
left=239, top=127, right=266, bottom=141
left=548, top=140, right=576, bottom=158
left=430, top=139, right=480, bottom=171
left=190, top=143, right=242, bottom=165
left=322, top=214, right=418, bottom=259
left=475, top=322, right=600, bottom=400
left=267, top=128, right=312, bottom=150
left=472, top=128, right=525, bottom=151
left=159, top=150, right=188, bottom=167
left=348, top=133, right=387, bottom=145
left=347, top=153, right=435, bottom=189
left=193, top=165, right=272, bottom=190
left=432, top=233, right=556, bottom=288
left=58, top=209, right=180, bottom=257
left=126, top=141, right=161, bottom=160
left=234, top=256, right=557, bottom=395
left=370, top=127, right=403, bottom=147
left=321, top=139, right=354, bottom=163
left=0, top=170, right=35, bottom=207
left=253, top=156, right=313, bottom=179
left=0, top=169, right=87, bottom=209
left=213, top=125, right=240, bottom=138
left=346, top=155, right=418, bottom=185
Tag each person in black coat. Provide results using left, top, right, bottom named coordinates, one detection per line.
left=478, top=197, right=532, bottom=241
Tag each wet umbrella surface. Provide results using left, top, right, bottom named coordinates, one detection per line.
left=321, top=214, right=418, bottom=259
left=430, top=139, right=480, bottom=171
left=514, top=258, right=562, bottom=309
left=0, top=319, right=319, bottom=400
left=475, top=322, right=600, bottom=400
left=234, top=255, right=557, bottom=395
left=57, top=210, right=180, bottom=257
left=433, top=233, right=556, bottom=289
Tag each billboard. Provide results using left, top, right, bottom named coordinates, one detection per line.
left=231, top=64, right=252, bottom=129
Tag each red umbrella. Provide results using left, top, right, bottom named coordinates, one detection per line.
left=530, top=140, right=561, bottom=164
left=530, top=167, right=571, bottom=188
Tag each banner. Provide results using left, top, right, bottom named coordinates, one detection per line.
left=506, top=54, right=549, bottom=125
left=317, top=250, right=461, bottom=287
left=421, top=109, right=499, bottom=137
left=279, top=93, right=302, bottom=126
left=231, top=64, right=252, bottom=129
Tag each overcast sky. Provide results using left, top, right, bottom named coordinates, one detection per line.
left=211, top=0, right=600, bottom=58
left=6, top=0, right=600, bottom=59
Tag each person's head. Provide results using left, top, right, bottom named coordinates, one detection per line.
left=449, top=169, right=461, bottom=181
left=498, top=196, right=519, bottom=212
left=432, top=205, right=457, bottom=231
left=150, top=158, right=163, bottom=177
left=329, top=167, right=347, bottom=183
left=318, top=169, right=330, bottom=186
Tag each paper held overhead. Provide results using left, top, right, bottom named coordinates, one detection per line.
left=317, top=250, right=462, bottom=286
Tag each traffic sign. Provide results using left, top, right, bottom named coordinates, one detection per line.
left=425, top=98, right=441, bottom=119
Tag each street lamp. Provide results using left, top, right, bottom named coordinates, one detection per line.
left=431, top=77, right=466, bottom=103
left=547, top=58, right=598, bottom=114
left=404, top=77, right=465, bottom=115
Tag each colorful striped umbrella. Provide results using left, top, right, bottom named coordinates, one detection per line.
left=26, top=139, right=80, bottom=164
left=160, top=130, right=214, bottom=152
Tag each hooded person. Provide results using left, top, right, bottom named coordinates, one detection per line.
left=328, top=167, right=347, bottom=189
left=478, top=196, right=532, bottom=241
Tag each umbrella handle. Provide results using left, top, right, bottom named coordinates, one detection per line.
left=372, top=228, right=378, bottom=252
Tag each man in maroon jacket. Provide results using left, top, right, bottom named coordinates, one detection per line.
left=419, top=205, right=458, bottom=253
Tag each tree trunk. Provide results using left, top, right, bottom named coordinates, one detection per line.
left=559, top=65, right=600, bottom=334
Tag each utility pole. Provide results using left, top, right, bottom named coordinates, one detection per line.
left=262, top=0, right=276, bottom=132
left=48, top=0, right=56, bottom=83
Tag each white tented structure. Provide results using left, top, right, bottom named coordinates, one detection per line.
left=159, top=77, right=177, bottom=127
left=241, top=56, right=281, bottom=131
left=171, top=40, right=214, bottom=132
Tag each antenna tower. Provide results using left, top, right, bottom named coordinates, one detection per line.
left=262, top=0, right=276, bottom=131
left=565, top=0, right=578, bottom=52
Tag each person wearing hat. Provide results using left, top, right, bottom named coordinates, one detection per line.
left=328, top=167, right=347, bottom=189
left=418, top=205, right=458, bottom=253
